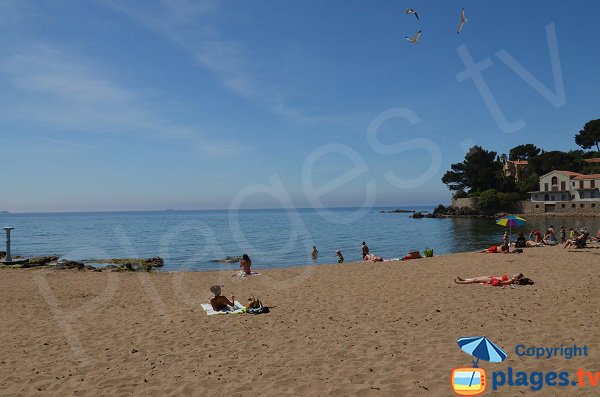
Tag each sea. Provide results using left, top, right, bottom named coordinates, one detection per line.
left=0, top=207, right=598, bottom=272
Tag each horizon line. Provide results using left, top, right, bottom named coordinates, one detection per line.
left=0, top=204, right=443, bottom=215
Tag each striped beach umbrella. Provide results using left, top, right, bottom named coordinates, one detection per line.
left=458, top=336, right=508, bottom=387
left=458, top=336, right=507, bottom=365
left=496, top=214, right=526, bottom=244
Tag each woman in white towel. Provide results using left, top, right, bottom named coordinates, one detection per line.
left=209, top=285, right=235, bottom=311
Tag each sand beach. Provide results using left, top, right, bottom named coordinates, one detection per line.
left=1, top=245, right=599, bottom=396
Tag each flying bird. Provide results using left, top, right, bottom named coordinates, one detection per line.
left=405, top=30, right=422, bottom=44
left=405, top=8, right=419, bottom=21
left=457, top=8, right=468, bottom=34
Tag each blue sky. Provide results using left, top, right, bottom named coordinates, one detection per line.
left=1, top=0, right=599, bottom=212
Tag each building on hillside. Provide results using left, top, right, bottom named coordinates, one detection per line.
left=584, top=158, right=600, bottom=164
left=525, top=170, right=600, bottom=213
left=503, top=160, right=528, bottom=181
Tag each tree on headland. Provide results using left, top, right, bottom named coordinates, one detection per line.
left=527, top=150, right=583, bottom=176
left=441, top=146, right=505, bottom=193
left=509, top=144, right=541, bottom=161
left=575, top=119, right=600, bottom=152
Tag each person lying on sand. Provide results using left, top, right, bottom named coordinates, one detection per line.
left=479, top=243, right=509, bottom=253
left=363, top=253, right=384, bottom=262
left=401, top=251, right=422, bottom=260
left=529, top=230, right=544, bottom=244
left=209, top=285, right=236, bottom=311
left=455, top=273, right=533, bottom=286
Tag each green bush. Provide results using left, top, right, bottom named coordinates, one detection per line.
left=476, top=189, right=520, bottom=214
left=452, top=190, right=469, bottom=199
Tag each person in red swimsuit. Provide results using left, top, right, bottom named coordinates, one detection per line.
left=479, top=243, right=509, bottom=253
left=454, top=273, right=523, bottom=286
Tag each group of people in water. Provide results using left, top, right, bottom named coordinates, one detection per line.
left=314, top=241, right=407, bottom=264
left=312, top=241, right=385, bottom=264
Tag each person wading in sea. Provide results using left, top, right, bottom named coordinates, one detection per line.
left=361, top=241, right=369, bottom=260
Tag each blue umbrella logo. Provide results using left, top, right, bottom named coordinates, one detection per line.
left=457, top=336, right=507, bottom=387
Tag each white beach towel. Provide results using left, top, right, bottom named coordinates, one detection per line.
left=232, top=270, right=261, bottom=277
left=201, top=301, right=245, bottom=315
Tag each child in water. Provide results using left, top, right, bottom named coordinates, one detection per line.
left=336, top=250, right=344, bottom=263
left=311, top=246, right=318, bottom=263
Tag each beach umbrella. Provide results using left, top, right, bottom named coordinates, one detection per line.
left=496, top=214, right=526, bottom=243
left=457, top=336, right=508, bottom=386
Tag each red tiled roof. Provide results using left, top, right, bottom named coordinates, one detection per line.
left=508, top=160, right=528, bottom=165
left=584, top=158, right=600, bottom=163
left=574, top=174, right=600, bottom=180
left=555, top=170, right=583, bottom=177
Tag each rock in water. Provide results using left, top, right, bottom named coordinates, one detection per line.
left=210, top=256, right=242, bottom=263
left=55, top=260, right=85, bottom=270
left=24, top=256, right=59, bottom=267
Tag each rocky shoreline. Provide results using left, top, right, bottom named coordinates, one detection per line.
left=408, top=204, right=496, bottom=219
left=0, top=253, right=164, bottom=272
left=408, top=204, right=600, bottom=219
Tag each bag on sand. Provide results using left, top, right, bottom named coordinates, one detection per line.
left=247, top=306, right=270, bottom=314
left=516, top=277, right=534, bottom=285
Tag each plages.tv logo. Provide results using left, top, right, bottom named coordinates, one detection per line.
left=451, top=336, right=508, bottom=396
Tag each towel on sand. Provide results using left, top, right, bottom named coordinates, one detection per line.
left=232, top=270, right=260, bottom=277
left=201, top=301, right=245, bottom=315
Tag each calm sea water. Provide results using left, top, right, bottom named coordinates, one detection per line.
left=1, top=208, right=598, bottom=272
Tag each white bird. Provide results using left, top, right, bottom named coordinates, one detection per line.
left=457, top=8, right=468, bottom=34
left=405, top=8, right=419, bottom=21
left=405, top=30, right=422, bottom=44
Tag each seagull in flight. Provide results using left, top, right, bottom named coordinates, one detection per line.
left=405, top=8, right=419, bottom=21
left=457, top=8, right=468, bottom=34
left=405, top=30, right=422, bottom=44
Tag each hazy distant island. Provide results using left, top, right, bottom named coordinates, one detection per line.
left=0, top=211, right=9, bottom=214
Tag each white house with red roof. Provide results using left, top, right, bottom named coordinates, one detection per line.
left=528, top=170, right=600, bottom=212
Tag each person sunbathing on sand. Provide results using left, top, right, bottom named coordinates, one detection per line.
left=529, top=230, right=544, bottom=244
left=479, top=243, right=509, bottom=253
left=209, top=285, right=236, bottom=311
left=363, top=253, right=383, bottom=262
left=455, top=273, right=530, bottom=286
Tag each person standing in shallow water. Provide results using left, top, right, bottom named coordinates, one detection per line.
left=361, top=241, right=369, bottom=260
left=311, top=246, right=318, bottom=264
left=336, top=250, right=344, bottom=263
